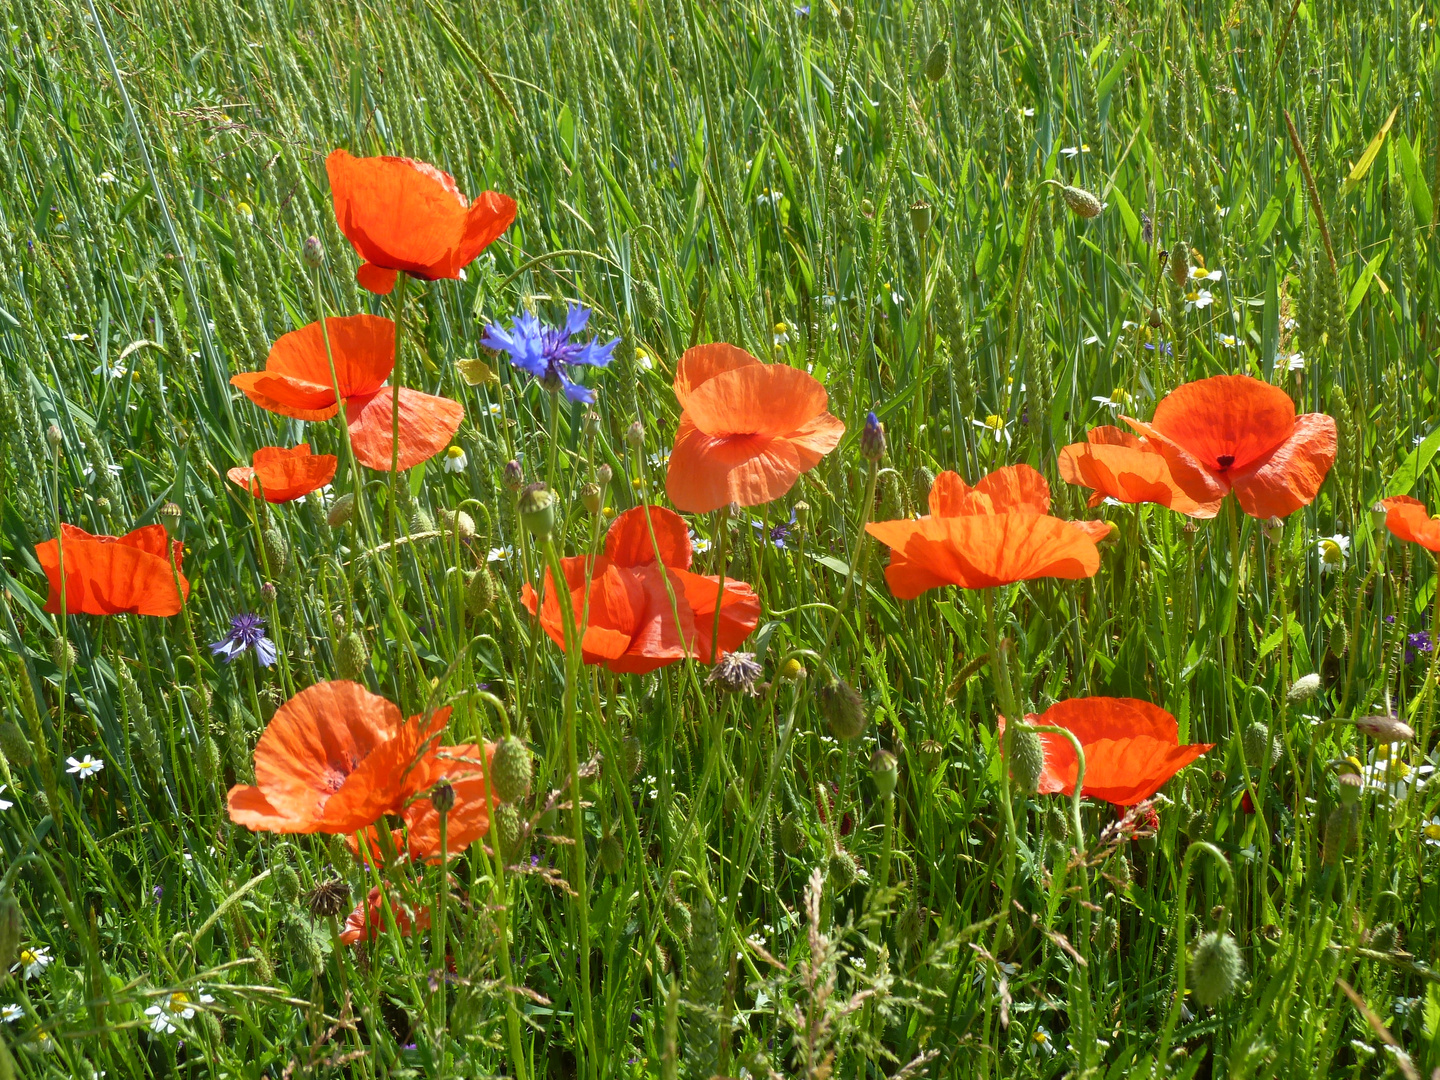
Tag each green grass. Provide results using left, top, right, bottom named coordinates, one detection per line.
left=1, top=0, right=1439, bottom=1076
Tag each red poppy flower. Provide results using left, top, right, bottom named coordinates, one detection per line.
left=227, top=681, right=451, bottom=836
left=521, top=505, right=761, bottom=673
left=665, top=344, right=845, bottom=514
left=1058, top=426, right=1224, bottom=518
left=1001, top=697, right=1214, bottom=806
left=866, top=465, right=1106, bottom=598
left=1380, top=496, right=1440, bottom=551
left=327, top=149, right=516, bottom=295
left=338, top=886, right=431, bottom=946
left=231, top=315, right=463, bottom=471
left=351, top=742, right=498, bottom=864
left=227, top=444, right=338, bottom=503
left=1116, top=375, right=1336, bottom=519
left=35, top=524, right=188, bottom=616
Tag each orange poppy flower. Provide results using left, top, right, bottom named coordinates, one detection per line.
left=227, top=444, right=337, bottom=503
left=35, top=524, right=188, bottom=616
left=350, top=743, right=498, bottom=864
left=665, top=343, right=845, bottom=514
left=866, top=465, right=1106, bottom=598
left=1000, top=697, right=1214, bottom=806
left=1380, top=496, right=1440, bottom=551
left=327, top=149, right=516, bottom=295
left=227, top=681, right=451, bottom=836
left=338, top=886, right=431, bottom=946
left=1116, top=375, right=1336, bottom=519
left=521, top=505, right=761, bottom=673
left=1058, top=426, right=1224, bottom=518
left=231, top=315, right=463, bottom=472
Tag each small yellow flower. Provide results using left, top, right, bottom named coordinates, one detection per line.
left=983, top=414, right=1005, bottom=430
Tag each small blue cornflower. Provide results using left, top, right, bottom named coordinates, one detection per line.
left=210, top=614, right=277, bottom=667
left=1407, top=631, right=1434, bottom=665
left=752, top=508, right=798, bottom=549
left=481, top=305, right=619, bottom=404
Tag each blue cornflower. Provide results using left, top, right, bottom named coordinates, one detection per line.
left=752, top=508, right=798, bottom=549
left=1407, top=631, right=1434, bottom=665
left=210, top=613, right=277, bottom=667
left=481, top=305, right=619, bottom=404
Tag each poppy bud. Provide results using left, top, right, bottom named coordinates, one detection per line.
left=839, top=5, right=854, bottom=31
left=0, top=721, right=33, bottom=768
left=326, top=493, right=355, bottom=528
left=816, top=678, right=866, bottom=740
left=896, top=903, right=924, bottom=951
left=625, top=420, right=645, bottom=448
left=1287, top=673, right=1322, bottom=702
left=408, top=507, right=435, bottom=535
left=1242, top=722, right=1271, bottom=771
left=465, top=567, right=496, bottom=617
left=302, top=236, right=325, bottom=269
left=46, top=424, right=63, bottom=453
left=262, top=526, right=289, bottom=575
left=1097, top=915, right=1119, bottom=954
left=1043, top=804, right=1069, bottom=842
left=493, top=802, right=525, bottom=859
left=909, top=200, right=933, bottom=237
left=1061, top=185, right=1103, bottom=220
left=581, top=482, right=603, bottom=515
left=923, top=39, right=949, bottom=83
left=336, top=631, right=368, bottom=681
left=274, top=861, right=302, bottom=903
left=1008, top=722, right=1046, bottom=794
left=1369, top=922, right=1401, bottom=953
left=599, top=833, right=625, bottom=875
left=260, top=582, right=277, bottom=604
left=596, top=463, right=613, bottom=487
left=430, top=781, right=456, bottom=814
left=518, top=483, right=556, bottom=540
left=49, top=636, right=76, bottom=674
left=870, top=749, right=898, bottom=799
left=779, top=815, right=806, bottom=854
left=439, top=509, right=475, bottom=540
left=861, top=411, right=885, bottom=462
left=198, top=735, right=221, bottom=782
left=1188, top=931, right=1243, bottom=1006
left=491, top=736, right=533, bottom=803
left=0, top=893, right=20, bottom=975
left=159, top=501, right=182, bottom=536
left=502, top=459, right=525, bottom=492
left=828, top=846, right=859, bottom=892
left=1355, top=713, right=1415, bottom=743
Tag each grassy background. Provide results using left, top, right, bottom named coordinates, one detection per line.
left=1, top=0, right=1439, bottom=1075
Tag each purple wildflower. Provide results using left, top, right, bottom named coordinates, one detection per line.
left=481, top=305, right=619, bottom=404
left=209, top=614, right=277, bottom=667
left=753, top=508, right=798, bottom=549
left=1407, top=631, right=1434, bottom=664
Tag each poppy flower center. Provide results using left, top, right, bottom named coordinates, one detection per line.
left=1215, top=454, right=1235, bottom=471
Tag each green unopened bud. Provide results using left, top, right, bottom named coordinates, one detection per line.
left=596, top=463, right=613, bottom=487
left=1008, top=722, right=1046, bottom=794
left=302, top=236, right=325, bottom=269
left=1370, top=922, right=1401, bottom=953
left=779, top=815, right=806, bottom=855
left=502, top=459, right=525, bottom=492
left=262, top=526, right=289, bottom=575
left=493, top=802, right=525, bottom=860
left=273, top=862, right=302, bottom=904
left=326, top=493, right=355, bottom=528
left=1188, top=931, right=1243, bottom=1006
left=46, top=424, right=63, bottom=453
left=438, top=509, right=475, bottom=540
left=923, top=39, right=950, bottom=83
left=518, top=483, right=556, bottom=540
left=599, top=833, right=625, bottom=875
left=1061, top=185, right=1103, bottom=220
left=465, top=568, right=496, bottom=618
left=336, top=631, right=368, bottom=681
left=870, top=749, right=898, bottom=799
left=430, top=781, right=456, bottom=814
left=816, top=679, right=866, bottom=740
left=828, top=847, right=859, bottom=892
left=1242, top=722, right=1271, bottom=770
left=491, top=736, right=533, bottom=803
left=838, top=6, right=855, bottom=31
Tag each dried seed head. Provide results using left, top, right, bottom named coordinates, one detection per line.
left=304, top=877, right=350, bottom=919
left=707, top=651, right=763, bottom=694
left=1061, top=185, right=1103, bottom=219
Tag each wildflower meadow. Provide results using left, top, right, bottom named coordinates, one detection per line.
left=3, top=0, right=1440, bottom=1076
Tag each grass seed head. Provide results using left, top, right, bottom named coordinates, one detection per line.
left=261, top=526, right=289, bottom=575
left=493, top=802, right=525, bottom=860
left=0, top=893, right=21, bottom=975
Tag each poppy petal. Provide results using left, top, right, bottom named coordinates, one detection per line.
left=683, top=363, right=832, bottom=439
left=346, top=387, right=464, bottom=472
left=1058, top=428, right=1223, bottom=518
left=1146, top=374, right=1296, bottom=474
left=666, top=418, right=807, bottom=513
left=1227, top=412, right=1337, bottom=519
left=454, top=191, right=518, bottom=273
left=674, top=343, right=762, bottom=410
left=395, top=743, right=497, bottom=861
left=228, top=444, right=338, bottom=503
left=671, top=568, right=761, bottom=662
left=929, top=465, right=1051, bottom=517
left=229, top=372, right=340, bottom=422
left=356, top=263, right=399, bottom=295
left=1382, top=496, right=1440, bottom=551
left=607, top=565, right=695, bottom=674
left=265, top=314, right=395, bottom=401
left=227, top=785, right=302, bottom=831
left=605, top=505, right=692, bottom=569
left=36, top=524, right=188, bottom=616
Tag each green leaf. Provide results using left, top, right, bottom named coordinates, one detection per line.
left=1253, top=194, right=1284, bottom=245
left=1387, top=426, right=1440, bottom=497
left=1394, top=132, right=1434, bottom=225
left=1345, top=242, right=1388, bottom=319
left=1342, top=105, right=1398, bottom=194
left=1258, top=614, right=1302, bottom=659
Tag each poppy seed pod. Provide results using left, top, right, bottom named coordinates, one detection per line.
left=502, top=459, right=525, bottom=492
left=923, top=39, right=950, bottom=83
left=1188, top=931, right=1243, bottom=1006
left=518, top=483, right=556, bottom=540
left=302, top=236, right=324, bottom=269
left=817, top=678, right=867, bottom=740
left=1008, top=722, right=1047, bottom=794
left=1061, top=185, right=1103, bottom=220
left=326, top=493, right=356, bottom=528
left=159, top=501, right=182, bottom=536
left=870, top=749, right=899, bottom=799
left=0, top=721, right=33, bottom=768
left=491, top=736, right=533, bottom=803
left=430, top=781, right=456, bottom=814
left=909, top=201, right=933, bottom=237
left=793, top=501, right=810, bottom=528
left=581, top=482, right=603, bottom=515
left=582, top=410, right=601, bottom=439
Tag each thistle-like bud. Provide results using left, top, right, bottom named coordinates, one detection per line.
left=1370, top=922, right=1401, bottom=953
left=923, top=39, right=950, bottom=83
left=326, top=493, right=355, bottom=528
left=870, top=749, right=898, bottom=800
left=259, top=582, right=277, bottom=604
left=625, top=420, right=645, bottom=448
left=159, top=501, right=182, bottom=536
left=1188, top=931, right=1243, bottom=1006
left=0, top=722, right=33, bottom=768
left=816, top=679, right=866, bottom=740
left=262, top=526, right=289, bottom=575
left=861, top=411, right=885, bottom=462
left=1061, top=185, right=1103, bottom=220
left=491, top=736, right=533, bottom=803
left=1008, top=721, right=1046, bottom=794
left=707, top=651, right=763, bottom=694
left=465, top=567, right=496, bottom=617
left=430, top=781, right=456, bottom=814
left=302, top=236, right=324, bottom=269
left=45, top=424, right=63, bottom=453
left=518, top=483, right=556, bottom=540
left=198, top=736, right=222, bottom=782
left=304, top=877, right=350, bottom=919
left=580, top=482, right=603, bottom=515
left=502, top=459, right=525, bottom=492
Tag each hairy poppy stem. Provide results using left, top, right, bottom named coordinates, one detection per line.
left=818, top=458, right=881, bottom=672
left=1156, top=842, right=1234, bottom=1068
left=709, top=504, right=730, bottom=663
left=388, top=273, right=411, bottom=586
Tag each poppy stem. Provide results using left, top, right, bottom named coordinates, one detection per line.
left=1411, top=554, right=1440, bottom=814
left=433, top=806, right=449, bottom=1058
left=709, top=504, right=730, bottom=663
left=1156, top=842, right=1234, bottom=1068
left=388, top=272, right=411, bottom=584
left=818, top=458, right=881, bottom=672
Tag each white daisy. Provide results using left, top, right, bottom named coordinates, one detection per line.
left=972, top=414, right=1012, bottom=446
left=65, top=332, right=90, bottom=343
left=635, top=347, right=655, bottom=371
left=1421, top=817, right=1440, bottom=847
left=690, top=532, right=712, bottom=555
left=1185, top=289, right=1214, bottom=311
left=1091, top=388, right=1134, bottom=412
left=443, top=446, right=467, bottom=474
left=66, top=755, right=104, bottom=779
left=96, top=170, right=117, bottom=185
left=772, top=323, right=790, bottom=347
left=91, top=361, right=126, bottom=380
left=144, top=989, right=215, bottom=1035
left=1219, top=334, right=1238, bottom=349
left=0, top=1004, right=19, bottom=1023
left=487, top=546, right=514, bottom=564
left=1285, top=352, right=1305, bottom=371
left=14, top=947, right=51, bottom=979
left=1315, top=534, right=1350, bottom=575
left=486, top=402, right=502, bottom=417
